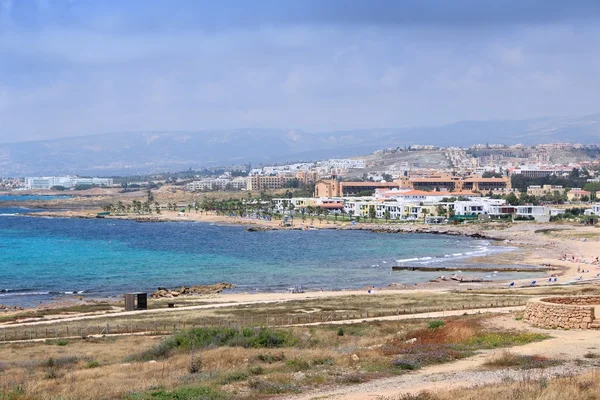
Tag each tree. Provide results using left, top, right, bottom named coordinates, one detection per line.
left=155, top=202, right=161, bottom=214
left=482, top=171, right=503, bottom=178
left=283, top=179, right=301, bottom=188
left=569, top=168, right=580, bottom=179
left=581, top=195, right=590, bottom=202
left=505, top=192, right=521, bottom=206
left=147, top=190, right=154, bottom=202
left=384, top=209, right=391, bottom=222
left=368, top=205, right=376, bottom=222
left=382, top=173, right=393, bottom=182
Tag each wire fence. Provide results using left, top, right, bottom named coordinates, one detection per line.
left=0, top=300, right=527, bottom=343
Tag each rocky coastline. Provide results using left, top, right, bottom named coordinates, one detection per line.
left=151, top=282, right=236, bottom=299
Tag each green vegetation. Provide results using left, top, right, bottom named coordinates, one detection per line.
left=126, top=386, right=227, bottom=400
left=428, top=320, right=445, bottom=329
left=463, top=332, right=548, bottom=348
left=130, top=327, right=298, bottom=361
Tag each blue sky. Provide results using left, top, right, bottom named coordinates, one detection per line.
left=1, top=0, right=600, bottom=142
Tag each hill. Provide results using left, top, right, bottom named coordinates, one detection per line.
left=1, top=113, right=600, bottom=175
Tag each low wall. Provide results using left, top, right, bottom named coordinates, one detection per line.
left=524, top=296, right=598, bottom=329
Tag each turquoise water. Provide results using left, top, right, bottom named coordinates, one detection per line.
left=0, top=195, right=72, bottom=201
left=0, top=212, right=541, bottom=306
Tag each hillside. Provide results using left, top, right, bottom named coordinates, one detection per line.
left=1, top=113, right=600, bottom=175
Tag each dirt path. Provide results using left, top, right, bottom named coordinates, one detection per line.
left=280, top=316, right=600, bottom=400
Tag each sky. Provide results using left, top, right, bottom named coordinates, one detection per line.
left=1, top=0, right=600, bottom=143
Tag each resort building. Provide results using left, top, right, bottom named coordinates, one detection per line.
left=315, top=175, right=511, bottom=197
left=409, top=175, right=511, bottom=192
left=314, top=180, right=405, bottom=197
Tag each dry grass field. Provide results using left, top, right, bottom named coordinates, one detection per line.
left=0, top=311, right=554, bottom=399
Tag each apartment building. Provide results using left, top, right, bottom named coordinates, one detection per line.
left=246, top=175, right=299, bottom=191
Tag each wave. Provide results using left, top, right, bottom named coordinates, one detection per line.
left=0, top=289, right=85, bottom=297
left=0, top=291, right=50, bottom=297
left=395, top=246, right=498, bottom=266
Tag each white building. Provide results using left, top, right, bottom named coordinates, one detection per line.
left=25, top=176, right=113, bottom=190
left=186, top=177, right=246, bottom=191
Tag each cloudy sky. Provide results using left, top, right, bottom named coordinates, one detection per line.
left=1, top=0, right=600, bottom=143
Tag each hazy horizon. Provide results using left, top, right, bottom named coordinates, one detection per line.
left=2, top=1, right=600, bottom=143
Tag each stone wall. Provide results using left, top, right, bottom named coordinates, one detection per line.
left=542, top=296, right=600, bottom=305
left=524, top=297, right=597, bottom=329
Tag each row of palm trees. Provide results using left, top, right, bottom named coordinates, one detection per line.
left=101, top=200, right=161, bottom=214
left=100, top=198, right=351, bottom=223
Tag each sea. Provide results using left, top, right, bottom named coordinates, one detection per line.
left=0, top=203, right=543, bottom=307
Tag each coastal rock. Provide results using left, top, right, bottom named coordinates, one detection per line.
left=0, top=304, right=23, bottom=311
left=246, top=226, right=272, bottom=232
left=151, top=282, right=236, bottom=299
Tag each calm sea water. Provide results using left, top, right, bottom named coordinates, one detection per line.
left=0, top=209, right=542, bottom=307
left=0, top=195, right=72, bottom=201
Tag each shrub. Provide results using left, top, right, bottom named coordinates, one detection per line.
left=428, top=320, right=445, bottom=329
left=86, top=360, right=100, bottom=369
left=583, top=352, right=599, bottom=359
left=256, top=352, right=285, bottom=364
left=44, top=339, right=69, bottom=346
left=248, top=379, right=301, bottom=394
left=218, top=370, right=249, bottom=385
left=286, top=358, right=310, bottom=371
left=129, top=386, right=227, bottom=400
left=249, top=365, right=264, bottom=375
left=337, top=373, right=365, bottom=384
left=393, top=359, right=420, bottom=370
left=337, top=328, right=344, bottom=336
left=482, top=351, right=558, bottom=370
left=188, top=355, right=202, bottom=374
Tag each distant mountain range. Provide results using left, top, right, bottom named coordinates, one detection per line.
left=1, top=113, right=600, bottom=176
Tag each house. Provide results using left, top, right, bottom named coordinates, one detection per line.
left=567, top=188, right=590, bottom=202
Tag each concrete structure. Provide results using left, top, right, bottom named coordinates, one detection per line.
left=526, top=185, right=565, bottom=197
left=25, top=176, right=113, bottom=190
left=524, top=296, right=600, bottom=330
